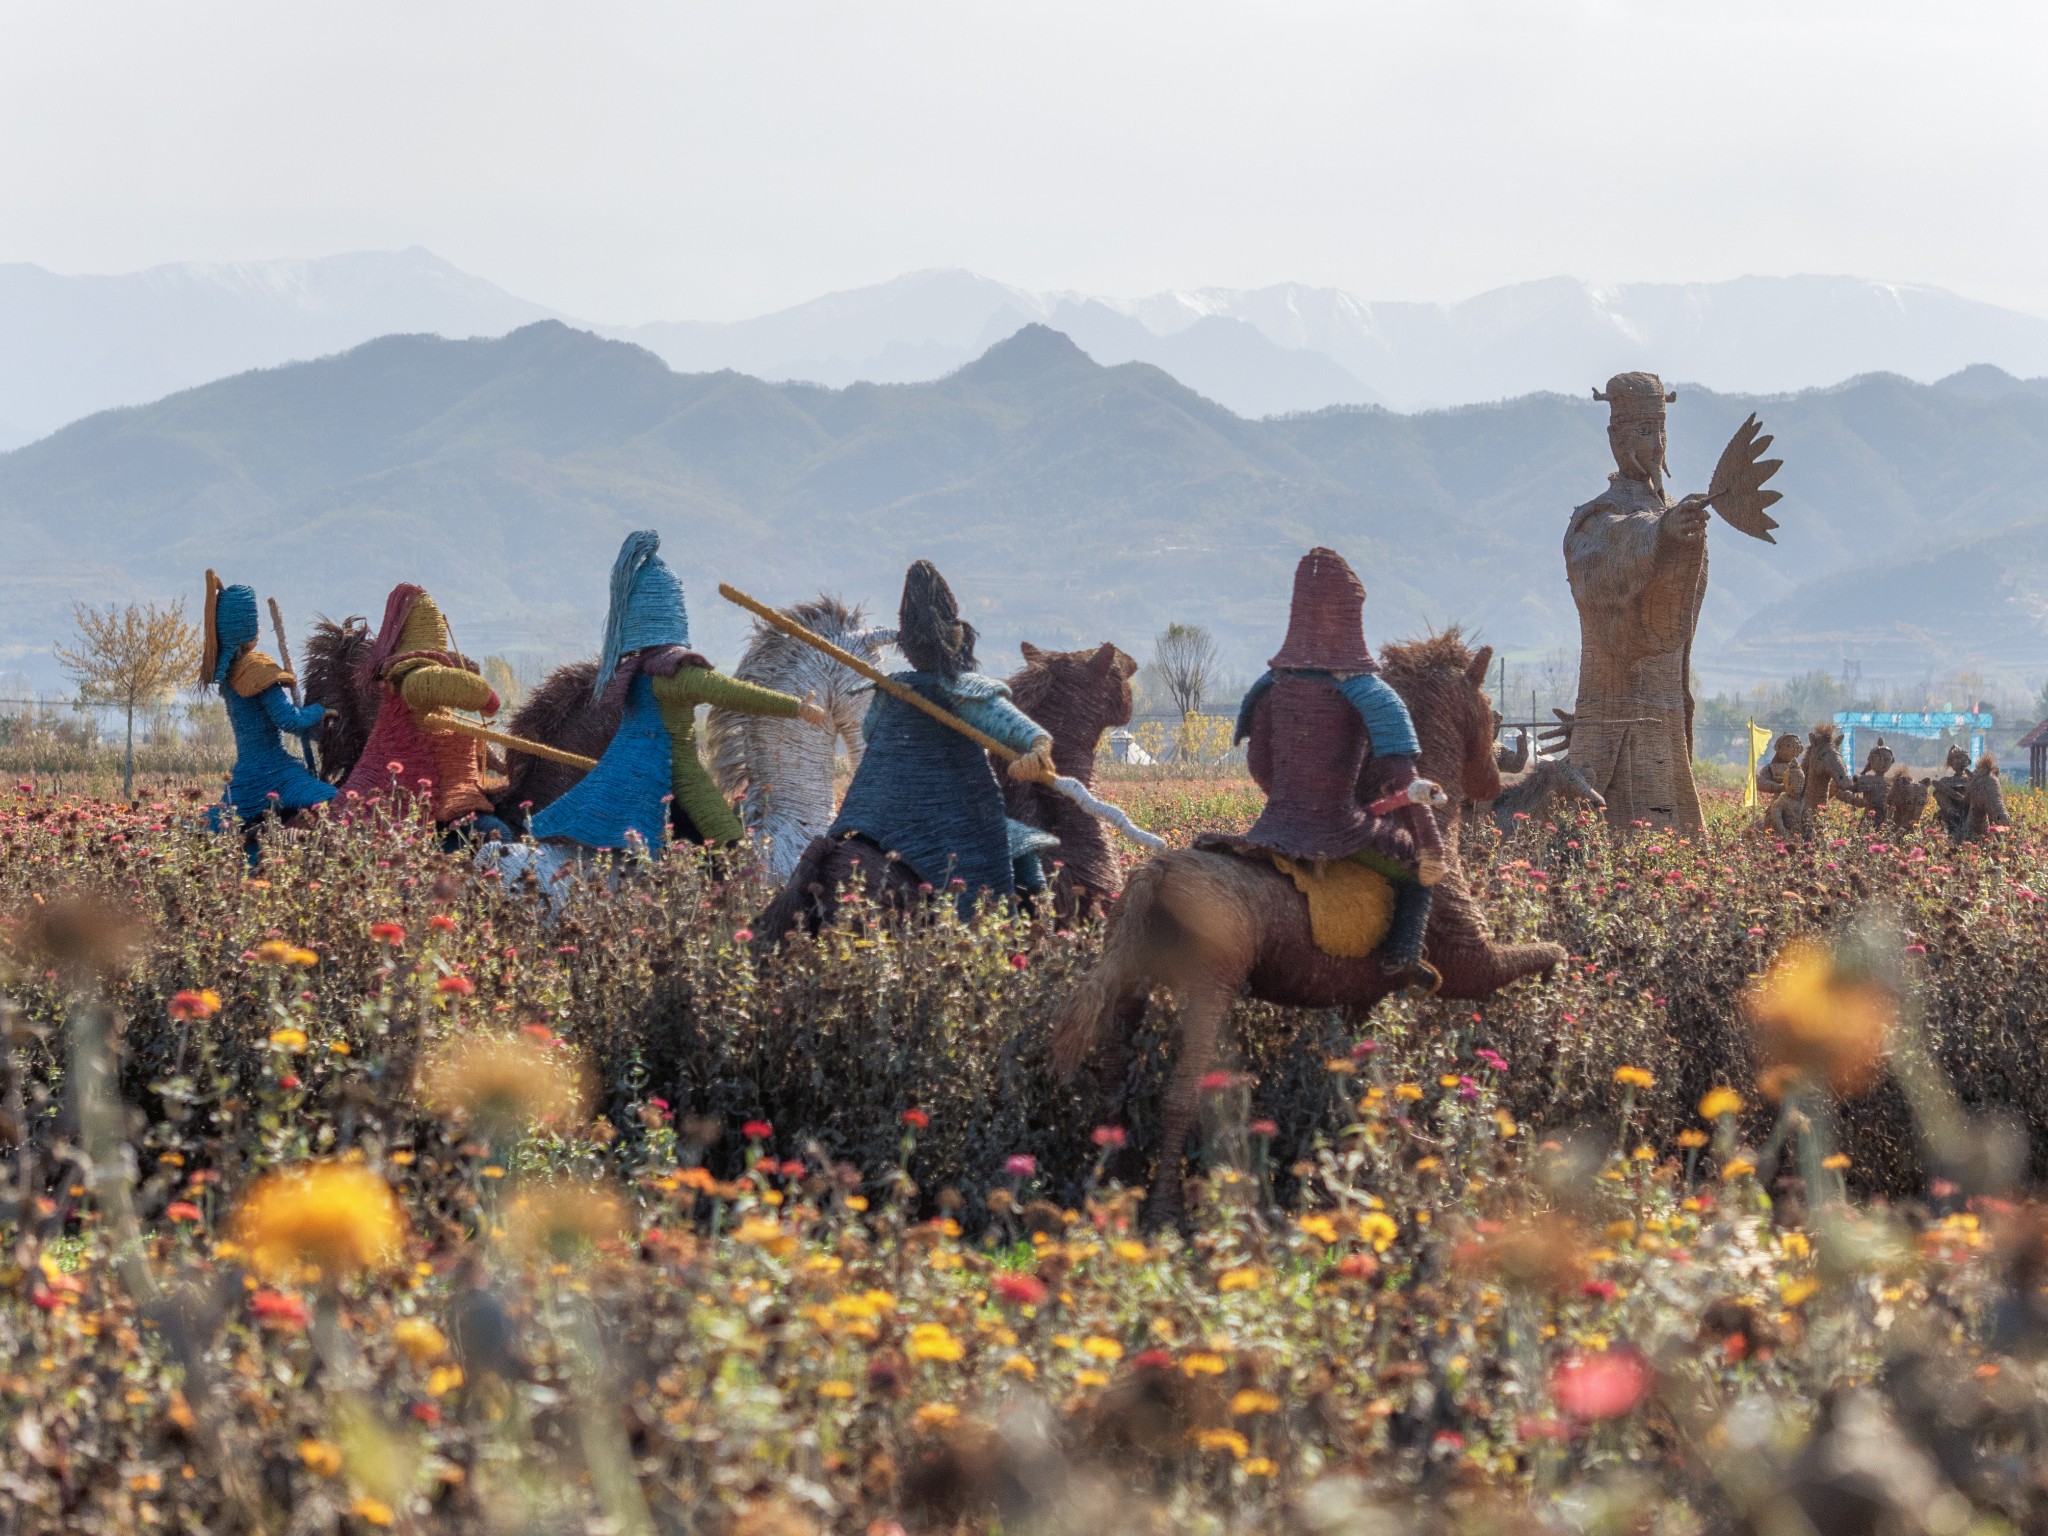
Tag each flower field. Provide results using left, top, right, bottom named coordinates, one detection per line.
left=4, top=778, right=2048, bottom=1533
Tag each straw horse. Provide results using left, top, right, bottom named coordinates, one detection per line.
left=705, top=597, right=895, bottom=880
left=1797, top=724, right=1859, bottom=825
left=1049, top=632, right=1567, bottom=1228
left=1940, top=756, right=2010, bottom=844
left=1002, top=641, right=1139, bottom=919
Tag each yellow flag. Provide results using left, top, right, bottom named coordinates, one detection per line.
left=1744, top=722, right=1771, bottom=809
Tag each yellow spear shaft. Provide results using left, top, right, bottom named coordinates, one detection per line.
left=717, top=582, right=1019, bottom=760
left=421, top=711, right=599, bottom=771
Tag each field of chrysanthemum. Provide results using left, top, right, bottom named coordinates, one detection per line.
left=5, top=778, right=2048, bottom=1534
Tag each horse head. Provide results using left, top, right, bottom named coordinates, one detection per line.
left=1379, top=631, right=1500, bottom=812
left=1803, top=724, right=1855, bottom=799
left=1010, top=640, right=1138, bottom=781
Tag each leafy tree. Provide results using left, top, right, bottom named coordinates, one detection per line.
left=1152, top=623, right=1219, bottom=720
left=55, top=599, right=201, bottom=798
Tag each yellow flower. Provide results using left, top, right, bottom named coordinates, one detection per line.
left=1604, top=1220, right=1636, bottom=1244
left=908, top=1323, right=964, bottom=1363
left=1822, top=1152, right=1852, bottom=1171
left=1613, top=1065, right=1655, bottom=1090
left=1181, top=1352, right=1228, bottom=1376
left=232, top=1162, right=407, bottom=1281
left=1114, top=1240, right=1149, bottom=1262
left=1780, top=1277, right=1820, bottom=1306
left=1699, top=1087, right=1745, bottom=1120
left=1743, top=939, right=1894, bottom=1099
left=913, top=1403, right=960, bottom=1432
left=1081, top=1335, right=1123, bottom=1361
left=1325, top=1057, right=1357, bottom=1074
left=817, top=1380, right=855, bottom=1399
left=1722, top=1157, right=1757, bottom=1181
left=1243, top=1456, right=1278, bottom=1477
left=507, top=1180, right=628, bottom=1260
left=268, top=1027, right=308, bottom=1051
left=1217, top=1267, right=1261, bottom=1292
left=390, top=1317, right=447, bottom=1365
left=1780, top=1231, right=1810, bottom=1258
left=350, top=1497, right=395, bottom=1527
left=297, top=1439, right=344, bottom=1477
left=1676, top=1129, right=1709, bottom=1148
left=255, top=940, right=319, bottom=968
left=1001, top=1354, right=1037, bottom=1380
left=1297, top=1214, right=1340, bottom=1244
left=1393, top=1083, right=1424, bottom=1102
left=1194, top=1428, right=1250, bottom=1458
left=1358, top=1212, right=1398, bottom=1253
left=1075, top=1369, right=1110, bottom=1387
left=425, top=1365, right=463, bottom=1397
left=1231, top=1388, right=1282, bottom=1416
left=1437, top=1074, right=1462, bottom=1088
left=415, top=1033, right=590, bottom=1133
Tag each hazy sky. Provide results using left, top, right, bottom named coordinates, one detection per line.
left=6, top=0, right=2046, bottom=321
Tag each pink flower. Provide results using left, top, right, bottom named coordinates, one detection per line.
left=1004, top=1154, right=1037, bottom=1178
left=1550, top=1347, right=1650, bottom=1420
left=1090, top=1125, right=1127, bottom=1148
left=733, top=927, right=755, bottom=944
left=1198, top=1071, right=1241, bottom=1094
left=1008, top=953, right=1029, bottom=971
left=994, top=1272, right=1049, bottom=1306
left=1248, top=1119, right=1278, bottom=1137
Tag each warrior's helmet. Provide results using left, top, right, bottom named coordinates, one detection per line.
left=1594, top=371, right=1677, bottom=486
left=1269, top=547, right=1375, bottom=673
left=595, top=530, right=690, bottom=699
left=200, top=568, right=261, bottom=691
left=897, top=560, right=978, bottom=679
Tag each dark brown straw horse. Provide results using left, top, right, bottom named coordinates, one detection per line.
left=1049, top=632, right=1566, bottom=1227
left=1001, top=641, right=1138, bottom=919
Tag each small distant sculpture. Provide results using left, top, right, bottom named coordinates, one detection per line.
left=1848, top=736, right=1930, bottom=831
left=1934, top=746, right=2008, bottom=843
left=1564, top=373, right=1782, bottom=832
left=1755, top=732, right=1806, bottom=838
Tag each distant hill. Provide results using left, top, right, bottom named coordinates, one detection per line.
left=14, top=252, right=2048, bottom=446
left=0, top=321, right=2044, bottom=692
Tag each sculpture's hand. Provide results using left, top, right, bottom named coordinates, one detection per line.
left=797, top=694, right=828, bottom=727
left=1009, top=739, right=1057, bottom=784
left=1537, top=707, right=1575, bottom=755
left=1661, top=494, right=1712, bottom=544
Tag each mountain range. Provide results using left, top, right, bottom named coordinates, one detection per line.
left=12, top=249, right=2048, bottom=446
left=1, top=320, right=2042, bottom=695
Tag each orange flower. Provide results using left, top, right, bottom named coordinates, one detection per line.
left=168, top=989, right=221, bottom=1021
left=232, top=1162, right=407, bottom=1281
left=1743, top=940, right=1894, bottom=1098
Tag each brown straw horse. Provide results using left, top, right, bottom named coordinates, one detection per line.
left=1001, top=641, right=1138, bottom=919
left=1050, top=632, right=1567, bottom=1227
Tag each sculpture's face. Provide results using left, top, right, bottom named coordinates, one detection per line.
left=1608, top=419, right=1666, bottom=482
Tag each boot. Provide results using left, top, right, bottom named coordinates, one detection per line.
left=1379, top=880, right=1440, bottom=994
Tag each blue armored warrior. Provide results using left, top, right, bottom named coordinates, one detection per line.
left=200, top=570, right=336, bottom=833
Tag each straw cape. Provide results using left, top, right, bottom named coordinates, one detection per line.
left=532, top=531, right=811, bottom=852
left=827, top=561, right=1058, bottom=914
left=336, top=585, right=501, bottom=825
left=200, top=569, right=336, bottom=825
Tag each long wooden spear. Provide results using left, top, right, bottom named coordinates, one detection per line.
left=267, top=596, right=317, bottom=772
left=719, top=583, right=1166, bottom=850
left=420, top=712, right=598, bottom=771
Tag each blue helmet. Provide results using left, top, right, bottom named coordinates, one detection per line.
left=594, top=530, right=689, bottom=699
left=202, top=569, right=261, bottom=689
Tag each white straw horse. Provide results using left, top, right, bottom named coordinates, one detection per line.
left=706, top=596, right=896, bottom=882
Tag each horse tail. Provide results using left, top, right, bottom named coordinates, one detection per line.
left=1050, top=858, right=1164, bottom=1078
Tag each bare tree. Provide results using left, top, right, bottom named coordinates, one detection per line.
left=1152, top=623, right=1219, bottom=720
left=55, top=599, right=202, bottom=798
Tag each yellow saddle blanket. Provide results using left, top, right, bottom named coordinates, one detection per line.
left=1267, top=853, right=1395, bottom=959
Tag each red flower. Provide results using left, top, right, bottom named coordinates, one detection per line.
left=434, top=974, right=476, bottom=998
left=779, top=1159, right=805, bottom=1178
left=250, top=1290, right=311, bottom=1330
left=519, top=1023, right=557, bottom=1045
left=1090, top=1125, right=1127, bottom=1148
left=993, top=1273, right=1049, bottom=1306
left=278, top=1074, right=301, bottom=1091
left=369, top=922, right=406, bottom=948
left=1131, top=1349, right=1174, bottom=1372
left=165, top=1201, right=204, bottom=1223
left=900, top=1108, right=929, bottom=1129
left=1550, top=1347, right=1650, bottom=1420
left=410, top=1402, right=442, bottom=1425
left=1249, top=1119, right=1278, bottom=1137
left=1580, top=1278, right=1617, bottom=1300
left=1336, top=1253, right=1379, bottom=1281
left=169, top=989, right=222, bottom=1022
left=1008, top=953, right=1029, bottom=971
left=429, top=914, right=457, bottom=933
left=1198, top=1071, right=1241, bottom=1094
left=741, top=1120, right=773, bottom=1141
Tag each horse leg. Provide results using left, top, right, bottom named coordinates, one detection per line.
left=1143, top=977, right=1232, bottom=1233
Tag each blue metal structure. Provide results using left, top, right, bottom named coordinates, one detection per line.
left=1833, top=710, right=1993, bottom=767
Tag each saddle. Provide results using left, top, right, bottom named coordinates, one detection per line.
left=1194, top=832, right=1395, bottom=959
